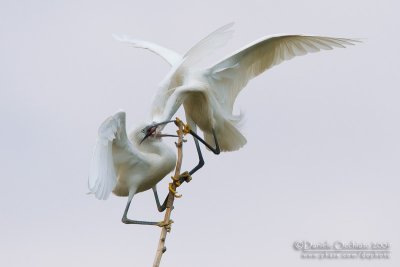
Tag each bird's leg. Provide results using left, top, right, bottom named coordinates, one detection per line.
left=188, top=137, right=204, bottom=176
left=176, top=137, right=204, bottom=185
left=152, top=186, right=169, bottom=212
left=174, top=118, right=220, bottom=154
left=188, top=128, right=220, bottom=155
left=172, top=118, right=216, bottom=185
left=121, top=195, right=173, bottom=229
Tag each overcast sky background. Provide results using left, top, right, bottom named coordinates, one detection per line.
left=1, top=0, right=399, bottom=266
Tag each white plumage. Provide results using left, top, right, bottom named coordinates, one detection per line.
left=89, top=111, right=176, bottom=224
left=116, top=23, right=358, bottom=152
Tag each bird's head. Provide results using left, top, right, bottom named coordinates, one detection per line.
left=138, top=120, right=177, bottom=144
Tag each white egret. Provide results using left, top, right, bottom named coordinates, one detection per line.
left=115, top=23, right=359, bottom=160
left=88, top=111, right=178, bottom=226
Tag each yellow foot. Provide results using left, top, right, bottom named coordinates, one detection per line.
left=169, top=183, right=182, bottom=198
left=157, top=219, right=174, bottom=232
left=174, top=117, right=191, bottom=135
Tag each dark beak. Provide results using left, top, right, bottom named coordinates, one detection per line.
left=156, top=134, right=179, bottom=138
left=153, top=120, right=176, bottom=128
left=140, top=120, right=176, bottom=144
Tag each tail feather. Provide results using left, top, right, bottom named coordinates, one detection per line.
left=204, top=120, right=246, bottom=152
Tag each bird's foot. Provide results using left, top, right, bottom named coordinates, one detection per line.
left=157, top=219, right=174, bottom=232
left=171, top=171, right=192, bottom=187
left=169, top=182, right=182, bottom=198
left=174, top=117, right=191, bottom=135
left=178, top=171, right=192, bottom=184
left=168, top=171, right=191, bottom=198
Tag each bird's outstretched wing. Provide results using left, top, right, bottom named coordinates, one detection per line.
left=88, top=111, right=143, bottom=200
left=180, top=22, right=235, bottom=68
left=207, top=35, right=359, bottom=114
left=113, top=34, right=182, bottom=66
left=114, top=22, right=234, bottom=70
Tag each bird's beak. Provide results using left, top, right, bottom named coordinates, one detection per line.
left=152, top=120, right=176, bottom=128
left=156, top=134, right=179, bottom=138
left=140, top=120, right=176, bottom=144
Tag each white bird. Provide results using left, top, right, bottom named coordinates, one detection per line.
left=115, top=23, right=359, bottom=158
left=88, top=111, right=177, bottom=226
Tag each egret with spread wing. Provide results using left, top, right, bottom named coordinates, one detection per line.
left=115, top=23, right=359, bottom=174
left=88, top=111, right=177, bottom=227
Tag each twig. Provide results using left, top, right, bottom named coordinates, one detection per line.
left=152, top=119, right=185, bottom=267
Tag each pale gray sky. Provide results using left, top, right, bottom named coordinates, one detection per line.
left=1, top=0, right=399, bottom=266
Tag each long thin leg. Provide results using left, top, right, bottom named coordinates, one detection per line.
left=121, top=194, right=159, bottom=225
left=175, top=118, right=213, bottom=184
left=178, top=137, right=205, bottom=185
left=152, top=186, right=168, bottom=212
left=188, top=137, right=204, bottom=176
left=189, top=128, right=220, bottom=155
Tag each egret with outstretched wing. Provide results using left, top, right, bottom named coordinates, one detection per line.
left=116, top=23, right=359, bottom=175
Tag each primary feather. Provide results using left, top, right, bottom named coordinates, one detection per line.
left=88, top=114, right=121, bottom=200
left=207, top=35, right=359, bottom=115
left=112, top=34, right=182, bottom=66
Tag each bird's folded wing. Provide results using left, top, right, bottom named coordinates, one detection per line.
left=88, top=111, right=142, bottom=200
left=207, top=35, right=359, bottom=114
left=113, top=34, right=182, bottom=66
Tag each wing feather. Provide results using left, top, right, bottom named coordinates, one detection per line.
left=88, top=111, right=142, bottom=200
left=181, top=22, right=234, bottom=68
left=207, top=35, right=359, bottom=114
left=113, top=34, right=182, bottom=66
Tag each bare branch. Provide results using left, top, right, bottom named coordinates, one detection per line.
left=152, top=118, right=185, bottom=267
